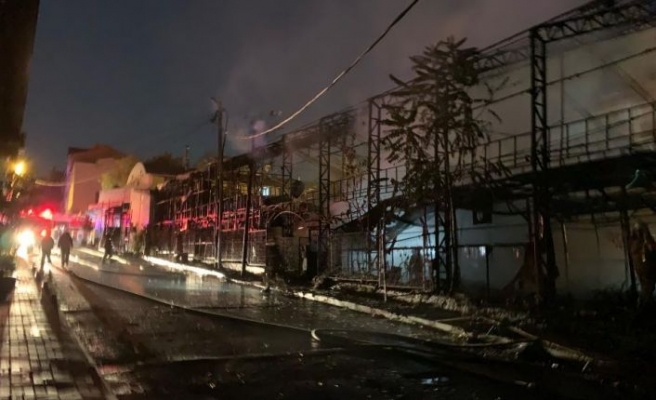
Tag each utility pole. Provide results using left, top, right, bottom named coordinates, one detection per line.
left=241, top=160, right=254, bottom=276
left=215, top=99, right=224, bottom=270
left=183, top=145, right=190, bottom=170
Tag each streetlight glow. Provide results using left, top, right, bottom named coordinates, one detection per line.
left=14, top=161, right=26, bottom=176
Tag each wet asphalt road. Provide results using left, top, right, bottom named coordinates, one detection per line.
left=62, top=249, right=449, bottom=340
left=45, top=268, right=553, bottom=400
left=30, top=250, right=606, bottom=399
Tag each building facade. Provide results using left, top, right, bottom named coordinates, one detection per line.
left=64, top=145, right=124, bottom=214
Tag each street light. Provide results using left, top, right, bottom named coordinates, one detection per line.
left=14, top=161, right=26, bottom=176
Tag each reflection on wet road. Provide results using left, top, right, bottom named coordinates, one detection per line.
left=62, top=250, right=446, bottom=341
left=35, top=250, right=596, bottom=399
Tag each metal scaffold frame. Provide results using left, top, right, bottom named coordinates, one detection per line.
left=366, top=98, right=382, bottom=273
left=281, top=134, right=293, bottom=236
left=145, top=1, right=656, bottom=296
left=281, top=135, right=293, bottom=200
left=528, top=0, right=656, bottom=299
left=318, top=118, right=332, bottom=274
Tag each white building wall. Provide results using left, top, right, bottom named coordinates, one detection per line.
left=66, top=162, right=100, bottom=214
left=553, top=220, right=629, bottom=296
left=96, top=187, right=151, bottom=229
left=97, top=187, right=130, bottom=206
left=65, top=157, right=120, bottom=215
left=383, top=208, right=632, bottom=299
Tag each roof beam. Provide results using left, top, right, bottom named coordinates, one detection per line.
left=536, top=0, right=656, bottom=42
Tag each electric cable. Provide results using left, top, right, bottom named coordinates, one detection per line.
left=240, top=0, right=422, bottom=140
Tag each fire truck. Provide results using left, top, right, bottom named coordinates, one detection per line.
left=13, top=207, right=54, bottom=253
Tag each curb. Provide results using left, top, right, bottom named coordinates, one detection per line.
left=293, top=290, right=468, bottom=336
left=226, top=275, right=468, bottom=337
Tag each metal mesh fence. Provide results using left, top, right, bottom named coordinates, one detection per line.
left=150, top=227, right=266, bottom=266
left=327, top=231, right=432, bottom=289
left=326, top=231, right=527, bottom=294
left=276, top=236, right=309, bottom=275
left=217, top=230, right=267, bottom=266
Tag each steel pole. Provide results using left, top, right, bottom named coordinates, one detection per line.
left=216, top=101, right=224, bottom=269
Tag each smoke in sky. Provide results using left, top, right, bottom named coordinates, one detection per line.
left=218, top=0, right=588, bottom=158
left=24, top=0, right=588, bottom=173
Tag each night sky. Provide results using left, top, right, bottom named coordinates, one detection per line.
left=23, top=0, right=584, bottom=175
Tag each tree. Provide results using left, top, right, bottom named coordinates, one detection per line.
left=143, top=152, right=186, bottom=175
left=383, top=37, right=505, bottom=292
left=101, top=156, right=139, bottom=190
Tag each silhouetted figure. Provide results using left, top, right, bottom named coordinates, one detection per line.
left=629, top=222, right=656, bottom=305
left=144, top=225, right=152, bottom=256
left=431, top=257, right=439, bottom=292
left=408, top=248, right=424, bottom=284
left=175, top=232, right=184, bottom=262
left=102, top=235, right=114, bottom=264
left=58, top=230, right=73, bottom=267
left=40, top=232, right=54, bottom=269
left=305, top=241, right=318, bottom=280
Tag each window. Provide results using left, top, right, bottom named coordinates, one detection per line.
left=261, top=186, right=270, bottom=196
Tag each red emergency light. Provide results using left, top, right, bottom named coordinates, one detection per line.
left=39, top=209, right=53, bottom=221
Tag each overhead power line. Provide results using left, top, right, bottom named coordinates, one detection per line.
left=241, top=0, right=422, bottom=141
left=475, top=43, right=656, bottom=114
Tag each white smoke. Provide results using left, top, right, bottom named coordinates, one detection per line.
left=225, top=119, right=269, bottom=155
left=251, top=119, right=268, bottom=148
left=218, top=0, right=584, bottom=150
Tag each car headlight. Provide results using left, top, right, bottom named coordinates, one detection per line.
left=17, top=230, right=35, bottom=247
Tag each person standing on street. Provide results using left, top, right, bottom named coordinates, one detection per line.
left=40, top=230, right=54, bottom=269
left=58, top=230, right=73, bottom=267
left=102, top=234, right=114, bottom=264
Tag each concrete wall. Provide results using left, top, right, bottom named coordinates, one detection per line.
left=553, top=219, right=629, bottom=296
left=65, top=157, right=120, bottom=214
left=382, top=207, right=632, bottom=299
left=66, top=162, right=99, bottom=214
left=455, top=211, right=630, bottom=298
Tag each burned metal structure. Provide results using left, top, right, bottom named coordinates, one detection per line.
left=151, top=0, right=656, bottom=298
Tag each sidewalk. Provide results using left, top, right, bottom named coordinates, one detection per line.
left=0, top=257, right=105, bottom=400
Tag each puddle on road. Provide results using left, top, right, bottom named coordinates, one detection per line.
left=420, top=376, right=450, bottom=386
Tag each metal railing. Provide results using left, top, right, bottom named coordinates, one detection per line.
left=329, top=101, right=656, bottom=203
left=471, top=101, right=656, bottom=175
